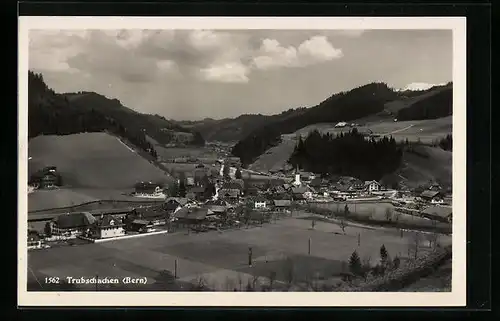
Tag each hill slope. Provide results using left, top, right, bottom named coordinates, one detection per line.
left=28, top=132, right=173, bottom=189
left=237, top=83, right=452, bottom=168
left=250, top=117, right=451, bottom=168
left=29, top=71, right=203, bottom=150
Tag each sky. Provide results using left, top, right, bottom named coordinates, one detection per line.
left=29, top=29, right=452, bottom=121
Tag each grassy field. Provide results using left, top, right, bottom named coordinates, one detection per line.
left=28, top=187, right=159, bottom=213
left=28, top=133, right=172, bottom=189
left=27, top=215, right=451, bottom=291
left=156, top=146, right=219, bottom=161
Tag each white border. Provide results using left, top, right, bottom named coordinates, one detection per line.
left=18, top=16, right=467, bottom=307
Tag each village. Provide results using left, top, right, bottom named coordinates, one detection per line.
left=27, top=157, right=452, bottom=251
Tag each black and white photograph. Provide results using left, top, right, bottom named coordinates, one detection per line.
left=18, top=17, right=466, bottom=306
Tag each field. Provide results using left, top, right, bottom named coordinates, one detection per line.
left=28, top=187, right=159, bottom=213
left=27, top=215, right=451, bottom=291
left=309, top=202, right=435, bottom=225
left=28, top=133, right=172, bottom=189
left=155, top=146, right=219, bottom=161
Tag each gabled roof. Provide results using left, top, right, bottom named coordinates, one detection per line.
left=205, top=199, right=228, bottom=206
left=221, top=182, right=243, bottom=190
left=421, top=206, right=452, bottom=218
left=273, top=199, right=292, bottom=207
left=175, top=207, right=212, bottom=220
left=99, top=215, right=124, bottom=228
left=219, top=189, right=240, bottom=197
left=165, top=197, right=189, bottom=206
left=53, top=212, right=96, bottom=229
left=421, top=190, right=441, bottom=198
left=292, top=186, right=308, bottom=194
left=188, top=186, right=205, bottom=194
left=364, top=180, right=381, bottom=186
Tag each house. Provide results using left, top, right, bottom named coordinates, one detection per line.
left=348, top=179, right=365, bottom=192
left=364, top=180, right=382, bottom=193
left=134, top=181, right=163, bottom=196
left=273, top=199, right=292, bottom=212
left=335, top=122, right=347, bottom=128
left=420, top=190, right=443, bottom=203
left=219, top=189, right=240, bottom=203
left=127, top=207, right=168, bottom=226
left=28, top=229, right=43, bottom=249
left=94, top=215, right=125, bottom=239
left=164, top=197, right=188, bottom=213
left=420, top=206, right=452, bottom=223
left=50, top=212, right=97, bottom=237
left=128, top=219, right=155, bottom=233
left=299, top=172, right=315, bottom=182
left=186, top=186, right=206, bottom=201
left=29, top=166, right=60, bottom=189
left=245, top=186, right=260, bottom=197
left=309, top=178, right=323, bottom=188
left=174, top=207, right=212, bottom=226
left=205, top=199, right=229, bottom=215
left=291, top=186, right=313, bottom=200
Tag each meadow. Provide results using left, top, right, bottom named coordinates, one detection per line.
left=28, top=132, right=172, bottom=189
left=27, top=214, right=451, bottom=291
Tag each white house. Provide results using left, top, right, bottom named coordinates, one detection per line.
left=96, top=215, right=125, bottom=239
left=364, top=180, right=381, bottom=193
left=335, top=122, right=347, bottom=128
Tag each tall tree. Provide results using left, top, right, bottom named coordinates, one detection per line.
left=348, top=250, right=362, bottom=277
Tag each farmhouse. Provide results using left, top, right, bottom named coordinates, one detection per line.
left=364, top=180, right=382, bottom=193
left=420, top=190, right=443, bottom=203
left=94, top=215, right=125, bottom=239
left=164, top=197, right=188, bottom=213
left=420, top=206, right=452, bottom=223
left=134, top=181, right=163, bottom=196
left=50, top=212, right=97, bottom=237
left=127, top=207, right=168, bottom=226
left=128, top=219, right=155, bottom=233
left=292, top=186, right=313, bottom=201
left=205, top=199, right=229, bottom=215
left=186, top=186, right=206, bottom=201
left=173, top=207, right=212, bottom=227
left=29, top=166, right=61, bottom=189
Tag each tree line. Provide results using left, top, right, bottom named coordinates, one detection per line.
left=232, top=83, right=400, bottom=166
left=288, top=128, right=403, bottom=181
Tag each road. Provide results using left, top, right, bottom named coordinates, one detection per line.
left=383, top=124, right=415, bottom=135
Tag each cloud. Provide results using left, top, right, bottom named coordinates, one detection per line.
left=199, top=62, right=250, bottom=83
left=29, top=30, right=344, bottom=85
left=252, top=35, right=343, bottom=71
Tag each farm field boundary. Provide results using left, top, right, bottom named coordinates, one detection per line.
left=28, top=198, right=163, bottom=215
left=296, top=204, right=452, bottom=235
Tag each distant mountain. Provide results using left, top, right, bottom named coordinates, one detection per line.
left=230, top=82, right=452, bottom=167
left=177, top=109, right=308, bottom=143
left=28, top=71, right=204, bottom=154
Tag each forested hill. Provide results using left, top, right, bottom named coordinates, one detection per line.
left=28, top=71, right=205, bottom=153
left=232, top=82, right=400, bottom=167
left=179, top=108, right=309, bottom=143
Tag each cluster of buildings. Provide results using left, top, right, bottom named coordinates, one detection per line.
left=28, top=166, right=61, bottom=190
left=29, top=158, right=452, bottom=249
